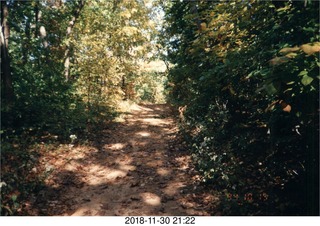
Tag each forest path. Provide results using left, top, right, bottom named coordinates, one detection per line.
left=35, top=104, right=218, bottom=216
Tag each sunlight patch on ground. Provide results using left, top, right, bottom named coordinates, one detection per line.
left=146, top=160, right=163, bottom=167
left=141, top=118, right=171, bottom=126
left=118, top=164, right=136, bottom=171
left=140, top=192, right=161, bottom=206
left=175, top=156, right=190, bottom=170
left=85, top=167, right=127, bottom=184
left=69, top=147, right=90, bottom=159
left=64, top=162, right=78, bottom=171
left=106, top=170, right=127, bottom=180
left=116, top=100, right=135, bottom=112
left=106, top=143, right=125, bottom=150
left=157, top=167, right=171, bottom=176
left=128, top=139, right=148, bottom=148
left=83, top=164, right=129, bottom=185
left=114, top=115, right=126, bottom=122
left=88, top=164, right=106, bottom=173
left=115, top=155, right=132, bottom=164
left=71, top=203, right=101, bottom=216
left=162, top=128, right=172, bottom=132
left=131, top=104, right=154, bottom=112
left=163, top=182, right=186, bottom=196
left=136, top=131, right=151, bottom=137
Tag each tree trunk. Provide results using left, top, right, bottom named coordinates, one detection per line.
left=64, top=0, right=85, bottom=81
left=1, top=1, right=14, bottom=106
left=22, top=17, right=31, bottom=64
left=190, top=0, right=201, bottom=31
left=34, top=2, right=39, bottom=38
left=34, top=3, right=49, bottom=64
left=122, top=75, right=127, bottom=100
left=36, top=7, right=48, bottom=50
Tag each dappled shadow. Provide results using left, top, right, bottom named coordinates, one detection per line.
left=31, top=104, right=218, bottom=216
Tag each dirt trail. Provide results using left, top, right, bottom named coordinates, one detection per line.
left=34, top=104, right=218, bottom=216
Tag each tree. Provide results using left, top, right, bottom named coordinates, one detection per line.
left=64, top=0, right=85, bottom=81
left=71, top=0, right=157, bottom=107
left=1, top=1, right=14, bottom=106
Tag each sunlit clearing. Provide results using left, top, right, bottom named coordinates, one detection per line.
left=140, top=192, right=161, bottom=206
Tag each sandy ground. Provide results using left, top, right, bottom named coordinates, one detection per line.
left=33, top=104, right=218, bottom=216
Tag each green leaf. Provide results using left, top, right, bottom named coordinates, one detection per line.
left=284, top=87, right=293, bottom=93
left=298, top=70, right=308, bottom=77
left=301, top=75, right=314, bottom=86
left=264, top=83, right=277, bottom=95
left=256, top=83, right=277, bottom=95
left=11, top=195, right=17, bottom=202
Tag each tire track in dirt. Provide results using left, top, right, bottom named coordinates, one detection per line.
left=34, top=104, right=218, bottom=216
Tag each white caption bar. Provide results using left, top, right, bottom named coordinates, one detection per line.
left=1, top=216, right=320, bottom=226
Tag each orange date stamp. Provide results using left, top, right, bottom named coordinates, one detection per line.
left=225, top=192, right=269, bottom=205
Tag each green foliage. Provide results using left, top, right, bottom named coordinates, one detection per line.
left=135, top=71, right=168, bottom=103
left=71, top=0, right=157, bottom=106
left=0, top=140, right=43, bottom=216
left=163, top=0, right=319, bottom=215
left=1, top=0, right=159, bottom=215
left=2, top=0, right=318, bottom=216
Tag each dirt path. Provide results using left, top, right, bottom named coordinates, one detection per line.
left=34, top=104, right=218, bottom=216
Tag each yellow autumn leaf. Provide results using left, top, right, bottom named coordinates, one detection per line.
left=269, top=56, right=289, bottom=66
left=219, top=25, right=226, bottom=32
left=279, top=46, right=300, bottom=54
left=200, top=22, right=207, bottom=31
left=301, top=43, right=320, bottom=55
left=285, top=52, right=298, bottom=59
left=235, top=40, right=242, bottom=46
left=122, top=26, right=138, bottom=36
left=208, top=31, right=214, bottom=37
left=131, top=8, right=138, bottom=13
left=120, top=11, right=131, bottom=19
